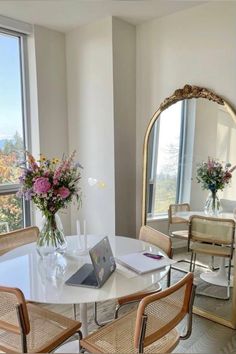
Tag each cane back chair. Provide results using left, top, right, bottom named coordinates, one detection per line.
left=81, top=273, right=195, bottom=354
left=0, top=226, right=39, bottom=256
left=94, top=226, right=172, bottom=326
left=0, top=285, right=82, bottom=353
left=168, top=203, right=190, bottom=240
left=188, top=215, right=235, bottom=299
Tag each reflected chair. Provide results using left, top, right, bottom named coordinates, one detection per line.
left=188, top=215, right=235, bottom=299
left=168, top=203, right=199, bottom=272
left=0, top=285, right=82, bottom=353
left=81, top=273, right=196, bottom=354
left=168, top=203, right=190, bottom=240
left=94, top=226, right=172, bottom=326
left=0, top=226, right=39, bottom=256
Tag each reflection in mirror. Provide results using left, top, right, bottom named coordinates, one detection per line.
left=143, top=86, right=236, bottom=328
left=147, top=98, right=236, bottom=220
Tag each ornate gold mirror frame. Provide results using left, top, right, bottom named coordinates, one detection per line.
left=142, top=84, right=236, bottom=329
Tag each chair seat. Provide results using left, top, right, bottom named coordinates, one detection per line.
left=190, top=242, right=232, bottom=257
left=81, top=309, right=179, bottom=353
left=0, top=303, right=81, bottom=353
left=171, top=230, right=188, bottom=239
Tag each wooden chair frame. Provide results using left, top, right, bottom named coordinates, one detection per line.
left=81, top=273, right=196, bottom=354
left=0, top=226, right=39, bottom=256
left=0, top=286, right=82, bottom=353
left=188, top=215, right=235, bottom=300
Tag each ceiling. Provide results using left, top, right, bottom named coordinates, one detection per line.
left=0, top=0, right=207, bottom=33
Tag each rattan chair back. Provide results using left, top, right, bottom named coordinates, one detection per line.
left=0, top=286, right=30, bottom=335
left=0, top=285, right=82, bottom=353
left=168, top=203, right=190, bottom=225
left=188, top=215, right=235, bottom=246
left=0, top=226, right=39, bottom=256
left=139, top=226, right=172, bottom=258
left=134, top=273, right=194, bottom=349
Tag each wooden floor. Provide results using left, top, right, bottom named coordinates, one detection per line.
left=45, top=248, right=236, bottom=353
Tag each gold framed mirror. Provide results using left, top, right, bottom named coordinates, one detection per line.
left=142, top=84, right=236, bottom=329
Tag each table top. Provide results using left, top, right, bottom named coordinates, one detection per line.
left=175, top=211, right=234, bottom=221
left=0, top=235, right=169, bottom=304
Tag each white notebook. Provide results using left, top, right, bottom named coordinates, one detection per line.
left=116, top=252, right=176, bottom=275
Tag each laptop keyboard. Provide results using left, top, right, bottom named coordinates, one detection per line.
left=82, top=271, right=98, bottom=286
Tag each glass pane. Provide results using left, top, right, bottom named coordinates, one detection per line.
left=0, top=32, right=24, bottom=185
left=154, top=101, right=182, bottom=214
left=0, top=194, right=23, bottom=232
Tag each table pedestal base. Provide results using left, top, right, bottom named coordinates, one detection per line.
left=200, top=258, right=233, bottom=287
left=80, top=303, right=88, bottom=337
left=54, top=341, right=80, bottom=353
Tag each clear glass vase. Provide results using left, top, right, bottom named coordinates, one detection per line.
left=204, top=191, right=221, bottom=216
left=37, top=213, right=67, bottom=257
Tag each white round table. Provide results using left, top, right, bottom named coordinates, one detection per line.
left=0, top=235, right=169, bottom=336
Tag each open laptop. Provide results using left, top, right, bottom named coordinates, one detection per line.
left=65, top=236, right=116, bottom=288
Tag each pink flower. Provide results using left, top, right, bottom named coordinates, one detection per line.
left=33, top=177, right=51, bottom=194
left=58, top=186, right=70, bottom=199
left=53, top=178, right=59, bottom=185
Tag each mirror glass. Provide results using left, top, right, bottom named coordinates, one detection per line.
left=144, top=93, right=236, bottom=326
left=146, top=98, right=236, bottom=218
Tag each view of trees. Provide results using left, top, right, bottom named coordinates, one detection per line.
left=0, top=132, right=24, bottom=231
left=154, top=143, right=180, bottom=214
left=154, top=175, right=177, bottom=213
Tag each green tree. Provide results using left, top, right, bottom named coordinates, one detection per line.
left=0, top=131, right=24, bottom=231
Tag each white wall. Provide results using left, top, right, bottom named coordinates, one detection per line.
left=112, top=18, right=136, bottom=237
left=31, top=25, right=70, bottom=233
left=136, top=1, right=236, bottom=232
left=66, top=18, right=116, bottom=236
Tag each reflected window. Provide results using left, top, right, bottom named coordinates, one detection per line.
left=0, top=30, right=30, bottom=231
left=148, top=101, right=187, bottom=216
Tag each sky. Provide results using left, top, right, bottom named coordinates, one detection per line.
left=0, top=32, right=23, bottom=140
left=156, top=101, right=182, bottom=174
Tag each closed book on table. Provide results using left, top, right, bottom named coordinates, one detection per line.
left=116, top=252, right=176, bottom=274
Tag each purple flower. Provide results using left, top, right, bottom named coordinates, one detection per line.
left=33, top=177, right=51, bottom=194
left=57, top=186, right=70, bottom=199
left=24, top=189, right=33, bottom=201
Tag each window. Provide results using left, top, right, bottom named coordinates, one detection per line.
left=147, top=101, right=187, bottom=217
left=0, top=28, right=30, bottom=231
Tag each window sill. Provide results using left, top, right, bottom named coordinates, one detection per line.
left=147, top=214, right=168, bottom=222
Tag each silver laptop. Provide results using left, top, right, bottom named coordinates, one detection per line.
left=65, top=236, right=116, bottom=288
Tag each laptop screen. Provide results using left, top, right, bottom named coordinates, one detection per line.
left=90, top=236, right=116, bottom=285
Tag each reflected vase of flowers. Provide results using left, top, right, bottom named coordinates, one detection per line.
left=18, top=151, right=82, bottom=258
left=196, top=157, right=236, bottom=216
left=204, top=190, right=221, bottom=216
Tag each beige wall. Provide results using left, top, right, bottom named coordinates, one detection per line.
left=66, top=18, right=116, bottom=236
left=30, top=25, right=70, bottom=233
left=112, top=18, right=136, bottom=237
left=28, top=1, right=236, bottom=237
left=136, top=1, right=236, bottom=232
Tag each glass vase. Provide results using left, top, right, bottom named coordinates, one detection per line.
left=204, top=191, right=221, bottom=216
left=37, top=213, right=67, bottom=257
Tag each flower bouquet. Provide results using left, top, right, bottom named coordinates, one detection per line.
left=18, top=151, right=82, bottom=256
left=196, top=157, right=236, bottom=215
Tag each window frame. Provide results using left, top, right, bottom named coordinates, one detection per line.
left=147, top=100, right=187, bottom=218
left=0, top=27, right=31, bottom=228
